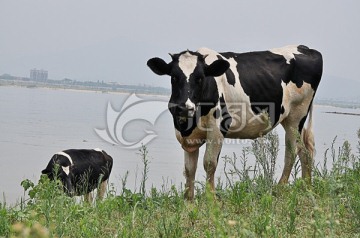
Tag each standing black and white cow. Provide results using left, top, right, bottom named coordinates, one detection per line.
left=42, top=148, right=113, bottom=202
left=147, top=45, right=323, bottom=200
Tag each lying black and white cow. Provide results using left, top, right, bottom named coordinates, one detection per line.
left=147, top=45, right=323, bottom=200
left=41, top=148, right=113, bottom=202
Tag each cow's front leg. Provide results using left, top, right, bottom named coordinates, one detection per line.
left=184, top=149, right=199, bottom=201
left=203, top=135, right=223, bottom=193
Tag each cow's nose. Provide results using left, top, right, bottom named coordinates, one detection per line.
left=177, top=105, right=188, bottom=115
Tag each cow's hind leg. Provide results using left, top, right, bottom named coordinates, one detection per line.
left=279, top=105, right=315, bottom=184
left=184, top=149, right=199, bottom=201
left=278, top=123, right=298, bottom=184
left=97, top=179, right=108, bottom=200
left=298, top=107, right=315, bottom=183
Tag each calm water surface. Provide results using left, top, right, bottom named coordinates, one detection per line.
left=1, top=86, right=359, bottom=204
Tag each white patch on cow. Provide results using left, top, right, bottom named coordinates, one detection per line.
left=198, top=48, right=260, bottom=137
left=178, top=52, right=198, bottom=80
left=94, top=148, right=103, bottom=152
left=56, top=151, right=74, bottom=165
left=279, top=81, right=315, bottom=124
left=198, top=48, right=229, bottom=96
left=185, top=98, right=195, bottom=117
left=198, top=47, right=219, bottom=65
left=185, top=98, right=195, bottom=109
left=270, top=45, right=302, bottom=64
left=62, top=166, right=70, bottom=175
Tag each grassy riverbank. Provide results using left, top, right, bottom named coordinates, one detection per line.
left=1, top=130, right=360, bottom=237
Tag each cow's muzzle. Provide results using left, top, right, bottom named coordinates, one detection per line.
left=175, top=106, right=195, bottom=125
left=169, top=101, right=196, bottom=125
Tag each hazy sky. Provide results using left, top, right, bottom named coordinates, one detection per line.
left=1, top=1, right=359, bottom=90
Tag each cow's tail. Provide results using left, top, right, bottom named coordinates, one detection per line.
left=301, top=104, right=315, bottom=159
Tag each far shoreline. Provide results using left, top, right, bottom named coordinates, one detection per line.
left=1, top=80, right=360, bottom=109
left=0, top=80, right=171, bottom=99
left=324, top=111, right=360, bottom=116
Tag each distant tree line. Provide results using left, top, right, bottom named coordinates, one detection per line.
left=0, top=73, right=170, bottom=95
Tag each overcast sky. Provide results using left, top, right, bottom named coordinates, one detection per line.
left=1, top=1, right=359, bottom=92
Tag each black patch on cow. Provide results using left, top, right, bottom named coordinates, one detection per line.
left=281, top=106, right=285, bottom=114
left=213, top=108, right=220, bottom=119
left=217, top=55, right=235, bottom=86
left=219, top=95, right=232, bottom=136
left=200, top=76, right=219, bottom=113
left=294, top=46, right=323, bottom=91
left=225, top=69, right=236, bottom=87
left=220, top=51, right=288, bottom=126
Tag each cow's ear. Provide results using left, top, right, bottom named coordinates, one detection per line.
left=41, top=168, right=50, bottom=174
left=205, top=59, right=230, bottom=77
left=147, top=57, right=171, bottom=76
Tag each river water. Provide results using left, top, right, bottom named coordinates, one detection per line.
left=0, top=86, right=359, bottom=205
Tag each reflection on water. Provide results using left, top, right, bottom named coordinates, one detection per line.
left=0, top=86, right=359, bottom=204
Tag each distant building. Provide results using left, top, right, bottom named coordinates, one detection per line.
left=30, top=69, right=48, bottom=81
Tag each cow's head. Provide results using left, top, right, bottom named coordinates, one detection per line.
left=41, top=157, right=74, bottom=196
left=147, top=50, right=229, bottom=127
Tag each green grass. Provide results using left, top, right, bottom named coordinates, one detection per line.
left=1, top=129, right=360, bottom=238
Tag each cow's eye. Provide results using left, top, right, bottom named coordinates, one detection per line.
left=171, top=77, right=177, bottom=83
